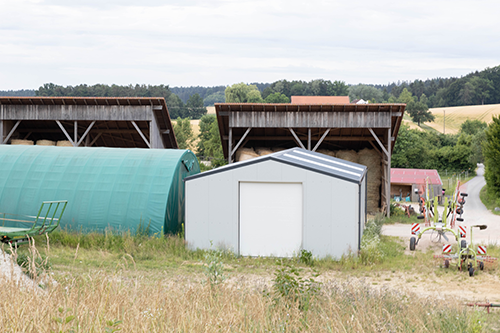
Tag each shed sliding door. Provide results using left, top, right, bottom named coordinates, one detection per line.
left=239, top=182, right=302, bottom=257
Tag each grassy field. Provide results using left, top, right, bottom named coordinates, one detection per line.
left=1, top=217, right=498, bottom=332
left=422, top=104, right=500, bottom=134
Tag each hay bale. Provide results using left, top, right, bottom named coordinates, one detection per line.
left=316, top=149, right=336, bottom=157
left=255, top=147, right=274, bottom=156
left=336, top=150, right=359, bottom=163
left=10, top=139, right=33, bottom=145
left=235, top=148, right=259, bottom=162
left=56, top=140, right=73, bottom=147
left=36, top=140, right=55, bottom=146
left=358, top=148, right=383, bottom=213
left=272, top=147, right=286, bottom=152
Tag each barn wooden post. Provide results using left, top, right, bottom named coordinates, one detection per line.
left=228, top=127, right=233, bottom=164
left=387, top=127, right=392, bottom=218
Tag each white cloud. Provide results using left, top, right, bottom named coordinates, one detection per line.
left=0, top=0, right=499, bottom=89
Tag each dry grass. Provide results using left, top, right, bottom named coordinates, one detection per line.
left=0, top=269, right=483, bottom=332
left=423, top=104, right=500, bottom=134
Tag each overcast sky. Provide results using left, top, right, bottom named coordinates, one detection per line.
left=1, top=0, right=499, bottom=90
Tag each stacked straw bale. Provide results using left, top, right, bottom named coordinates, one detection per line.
left=336, top=150, right=359, bottom=163
left=255, top=147, right=274, bottom=156
left=36, top=140, right=55, bottom=146
left=236, top=148, right=259, bottom=162
left=316, top=149, right=336, bottom=157
left=11, top=139, right=34, bottom=145
left=358, top=148, right=382, bottom=213
left=56, top=140, right=73, bottom=147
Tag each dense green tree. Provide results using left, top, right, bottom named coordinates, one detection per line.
left=196, top=114, right=216, bottom=157
left=469, top=76, right=494, bottom=105
left=460, top=119, right=487, bottom=135
left=203, top=91, right=225, bottom=106
left=348, top=84, right=383, bottom=102
left=204, top=120, right=226, bottom=167
left=397, top=88, right=414, bottom=105
left=167, top=94, right=186, bottom=119
left=225, top=83, right=262, bottom=103
left=185, top=93, right=206, bottom=119
left=264, top=92, right=290, bottom=103
left=173, top=117, right=194, bottom=150
left=407, top=101, right=435, bottom=126
left=483, top=116, right=500, bottom=196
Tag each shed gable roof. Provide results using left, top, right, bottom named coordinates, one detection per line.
left=185, top=148, right=367, bottom=184
left=391, top=168, right=442, bottom=185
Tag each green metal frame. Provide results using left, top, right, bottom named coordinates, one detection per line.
left=0, top=200, right=68, bottom=245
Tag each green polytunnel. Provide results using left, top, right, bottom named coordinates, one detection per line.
left=0, top=145, right=200, bottom=235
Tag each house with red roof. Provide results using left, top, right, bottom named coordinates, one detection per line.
left=391, top=168, right=443, bottom=202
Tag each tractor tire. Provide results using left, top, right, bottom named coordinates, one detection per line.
left=461, top=240, right=467, bottom=249
left=479, top=261, right=484, bottom=271
left=444, top=259, right=450, bottom=268
left=469, top=266, right=475, bottom=277
left=410, top=237, right=416, bottom=251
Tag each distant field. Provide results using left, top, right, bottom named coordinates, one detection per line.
left=423, top=104, right=500, bottom=134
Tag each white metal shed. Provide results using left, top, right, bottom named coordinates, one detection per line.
left=184, top=148, right=367, bottom=258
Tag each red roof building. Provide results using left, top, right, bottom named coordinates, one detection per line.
left=391, top=168, right=443, bottom=202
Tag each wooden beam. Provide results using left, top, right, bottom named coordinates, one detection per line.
left=228, top=127, right=233, bottom=164
left=89, top=133, right=102, bottom=146
left=368, top=128, right=389, bottom=158
left=1, top=120, right=21, bottom=144
left=131, top=121, right=151, bottom=148
left=312, top=128, right=331, bottom=152
left=369, top=141, right=382, bottom=157
left=289, top=128, right=306, bottom=149
left=231, top=127, right=252, bottom=158
left=222, top=135, right=376, bottom=142
left=0, top=119, right=3, bottom=144
left=74, top=121, right=78, bottom=144
left=76, top=120, right=95, bottom=146
left=307, top=128, right=311, bottom=150
left=56, top=120, right=76, bottom=146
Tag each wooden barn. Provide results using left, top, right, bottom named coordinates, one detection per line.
left=214, top=102, right=405, bottom=216
left=0, top=97, right=177, bottom=149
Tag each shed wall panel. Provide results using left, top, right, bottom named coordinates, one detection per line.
left=186, top=159, right=363, bottom=258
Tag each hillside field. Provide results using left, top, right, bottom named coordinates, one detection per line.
left=423, top=104, right=500, bottom=134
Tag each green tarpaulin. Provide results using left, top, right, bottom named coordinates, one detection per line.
left=0, top=145, right=200, bottom=235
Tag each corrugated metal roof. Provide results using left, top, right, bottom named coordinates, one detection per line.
left=391, top=168, right=442, bottom=185
left=185, top=148, right=367, bottom=184
left=291, top=96, right=350, bottom=104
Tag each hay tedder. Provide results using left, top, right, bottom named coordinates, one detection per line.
left=409, top=180, right=497, bottom=276
left=409, top=180, right=465, bottom=251
left=0, top=200, right=67, bottom=246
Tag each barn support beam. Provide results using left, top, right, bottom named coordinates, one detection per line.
left=230, top=127, right=252, bottom=161
left=307, top=128, right=311, bottom=150
left=74, top=121, right=78, bottom=145
left=56, top=120, right=76, bottom=147
left=368, top=128, right=389, bottom=158
left=289, top=128, right=306, bottom=150
left=386, top=127, right=392, bottom=217
left=228, top=127, right=233, bottom=164
left=312, top=128, right=331, bottom=152
left=89, top=133, right=102, bottom=146
left=131, top=121, right=151, bottom=148
left=77, top=121, right=95, bottom=146
left=0, top=119, right=3, bottom=144
left=1, top=120, right=21, bottom=144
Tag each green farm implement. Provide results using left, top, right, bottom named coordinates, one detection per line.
left=0, top=200, right=68, bottom=246
left=410, top=180, right=466, bottom=251
left=434, top=224, right=497, bottom=276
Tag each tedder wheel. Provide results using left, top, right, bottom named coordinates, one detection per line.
left=479, top=261, right=484, bottom=270
left=469, top=266, right=475, bottom=277
left=461, top=240, right=467, bottom=249
left=410, top=237, right=416, bottom=251
left=444, top=259, right=450, bottom=268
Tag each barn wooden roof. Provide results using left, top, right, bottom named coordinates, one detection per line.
left=0, top=97, right=177, bottom=149
left=215, top=103, right=405, bottom=159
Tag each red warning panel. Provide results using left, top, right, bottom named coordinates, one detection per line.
left=442, top=244, right=452, bottom=253
left=478, top=246, right=487, bottom=255
left=459, top=225, right=467, bottom=238
left=411, top=223, right=421, bottom=235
